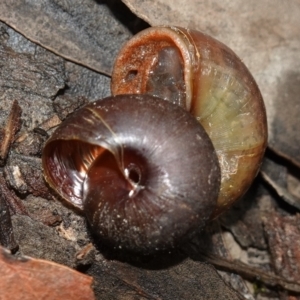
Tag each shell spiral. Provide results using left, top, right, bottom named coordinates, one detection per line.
left=42, top=95, right=221, bottom=252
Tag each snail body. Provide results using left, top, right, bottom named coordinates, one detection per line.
left=42, top=26, right=267, bottom=252
left=111, top=26, right=268, bottom=217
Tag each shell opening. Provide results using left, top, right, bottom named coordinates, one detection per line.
left=111, top=28, right=191, bottom=109
left=146, top=46, right=186, bottom=108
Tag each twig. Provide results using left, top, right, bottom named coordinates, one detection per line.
left=199, top=251, right=300, bottom=294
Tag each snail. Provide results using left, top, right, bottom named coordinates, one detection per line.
left=42, top=26, right=267, bottom=253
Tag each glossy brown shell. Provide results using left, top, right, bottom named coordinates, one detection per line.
left=111, top=26, right=268, bottom=217
left=42, top=95, right=220, bottom=252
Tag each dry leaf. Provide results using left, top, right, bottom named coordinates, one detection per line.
left=0, top=246, right=95, bottom=300
left=0, top=0, right=135, bottom=75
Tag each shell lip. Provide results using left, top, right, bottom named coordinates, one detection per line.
left=111, top=26, right=196, bottom=111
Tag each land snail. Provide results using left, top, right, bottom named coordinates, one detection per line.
left=42, top=26, right=267, bottom=253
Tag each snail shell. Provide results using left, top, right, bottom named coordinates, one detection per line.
left=111, top=26, right=268, bottom=217
left=42, top=95, right=221, bottom=252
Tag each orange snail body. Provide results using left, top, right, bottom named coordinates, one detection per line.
left=42, top=26, right=267, bottom=253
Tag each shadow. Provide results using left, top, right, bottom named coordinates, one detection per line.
left=260, top=149, right=300, bottom=215
left=218, top=177, right=263, bottom=228
left=265, top=147, right=300, bottom=182
left=94, top=0, right=149, bottom=34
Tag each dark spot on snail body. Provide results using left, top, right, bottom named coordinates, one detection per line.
left=42, top=95, right=221, bottom=253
